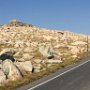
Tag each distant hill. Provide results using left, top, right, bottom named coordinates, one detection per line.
left=4, top=20, right=33, bottom=27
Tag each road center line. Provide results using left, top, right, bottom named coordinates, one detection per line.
left=28, top=60, right=90, bottom=90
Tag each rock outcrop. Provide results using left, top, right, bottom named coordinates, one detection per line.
left=2, top=59, right=23, bottom=81
left=39, top=45, right=55, bottom=59
left=5, top=20, right=33, bottom=27
left=0, top=20, right=89, bottom=86
left=0, top=69, right=6, bottom=86
left=0, top=48, right=15, bottom=62
left=15, top=61, right=33, bottom=74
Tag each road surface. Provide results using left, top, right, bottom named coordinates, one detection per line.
left=16, top=58, right=90, bottom=90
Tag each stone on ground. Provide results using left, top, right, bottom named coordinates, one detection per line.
left=39, top=45, right=55, bottom=59
left=0, top=69, right=6, bottom=86
left=0, top=48, right=15, bottom=62
left=15, top=61, right=33, bottom=74
left=2, top=59, right=23, bottom=81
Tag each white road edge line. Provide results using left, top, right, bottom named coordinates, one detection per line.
left=28, top=60, right=90, bottom=90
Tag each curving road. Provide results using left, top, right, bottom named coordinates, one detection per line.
left=16, top=58, right=90, bottom=90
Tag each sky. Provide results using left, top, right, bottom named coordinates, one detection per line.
left=0, top=0, right=90, bottom=35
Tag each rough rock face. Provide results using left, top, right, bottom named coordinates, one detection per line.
left=0, top=48, right=15, bottom=62
left=15, top=61, right=33, bottom=74
left=33, top=64, right=41, bottom=72
left=39, top=45, right=55, bottom=59
left=2, top=59, right=23, bottom=81
left=0, top=69, right=6, bottom=86
left=71, top=41, right=87, bottom=46
left=70, top=46, right=79, bottom=55
left=46, top=59, right=62, bottom=64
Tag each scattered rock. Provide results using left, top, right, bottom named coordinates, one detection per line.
left=15, top=58, right=25, bottom=62
left=22, top=53, right=33, bottom=60
left=39, top=45, right=55, bottom=59
left=34, top=59, right=42, bottom=64
left=33, top=64, right=41, bottom=72
left=0, top=48, right=15, bottom=62
left=71, top=41, right=87, bottom=46
left=69, top=46, right=80, bottom=55
left=34, top=66, right=41, bottom=72
left=15, top=61, right=33, bottom=74
left=2, top=59, right=23, bottom=81
left=0, top=20, right=88, bottom=86
left=46, top=59, right=62, bottom=64
left=0, top=69, right=6, bottom=86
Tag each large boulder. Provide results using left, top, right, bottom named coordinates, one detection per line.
left=0, top=48, right=15, bottom=62
left=2, top=59, right=23, bottom=81
left=15, top=61, right=33, bottom=75
left=39, top=45, right=55, bottom=59
left=0, top=69, right=6, bottom=86
left=33, top=64, right=41, bottom=73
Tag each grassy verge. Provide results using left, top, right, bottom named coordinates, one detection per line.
left=0, top=52, right=89, bottom=90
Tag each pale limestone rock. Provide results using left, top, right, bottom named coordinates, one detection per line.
left=25, top=42, right=30, bottom=47
left=0, top=48, right=15, bottom=62
left=0, top=20, right=89, bottom=86
left=2, top=59, right=23, bottom=81
left=15, top=58, right=25, bottom=62
left=15, top=61, right=33, bottom=74
left=54, top=44, right=67, bottom=49
left=0, top=69, right=6, bottom=86
left=43, top=35, right=52, bottom=41
left=23, top=47, right=32, bottom=53
left=39, top=45, right=55, bottom=59
left=0, top=48, right=15, bottom=56
left=46, top=59, right=62, bottom=64
left=34, top=66, right=41, bottom=72
left=34, top=59, right=42, bottom=64
left=71, top=41, right=87, bottom=46
left=72, top=55, right=77, bottom=59
left=69, top=46, right=80, bottom=55
left=14, top=41, right=24, bottom=48
left=33, top=64, right=41, bottom=72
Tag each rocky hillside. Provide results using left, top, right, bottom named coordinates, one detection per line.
left=0, top=20, right=89, bottom=87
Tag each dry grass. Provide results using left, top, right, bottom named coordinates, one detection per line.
left=32, top=50, right=43, bottom=59
left=0, top=64, right=62, bottom=90
left=0, top=51, right=89, bottom=90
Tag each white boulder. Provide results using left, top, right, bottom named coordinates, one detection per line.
left=0, top=69, right=6, bottom=86
left=39, top=45, right=55, bottom=59
left=2, top=59, right=23, bottom=81
left=15, top=61, right=33, bottom=74
left=46, top=59, right=62, bottom=64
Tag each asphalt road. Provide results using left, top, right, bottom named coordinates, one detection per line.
left=16, top=58, right=90, bottom=90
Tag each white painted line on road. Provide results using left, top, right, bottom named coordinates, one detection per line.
left=28, top=60, right=90, bottom=90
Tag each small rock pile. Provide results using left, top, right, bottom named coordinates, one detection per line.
left=0, top=46, right=62, bottom=85
left=0, top=49, right=33, bottom=85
